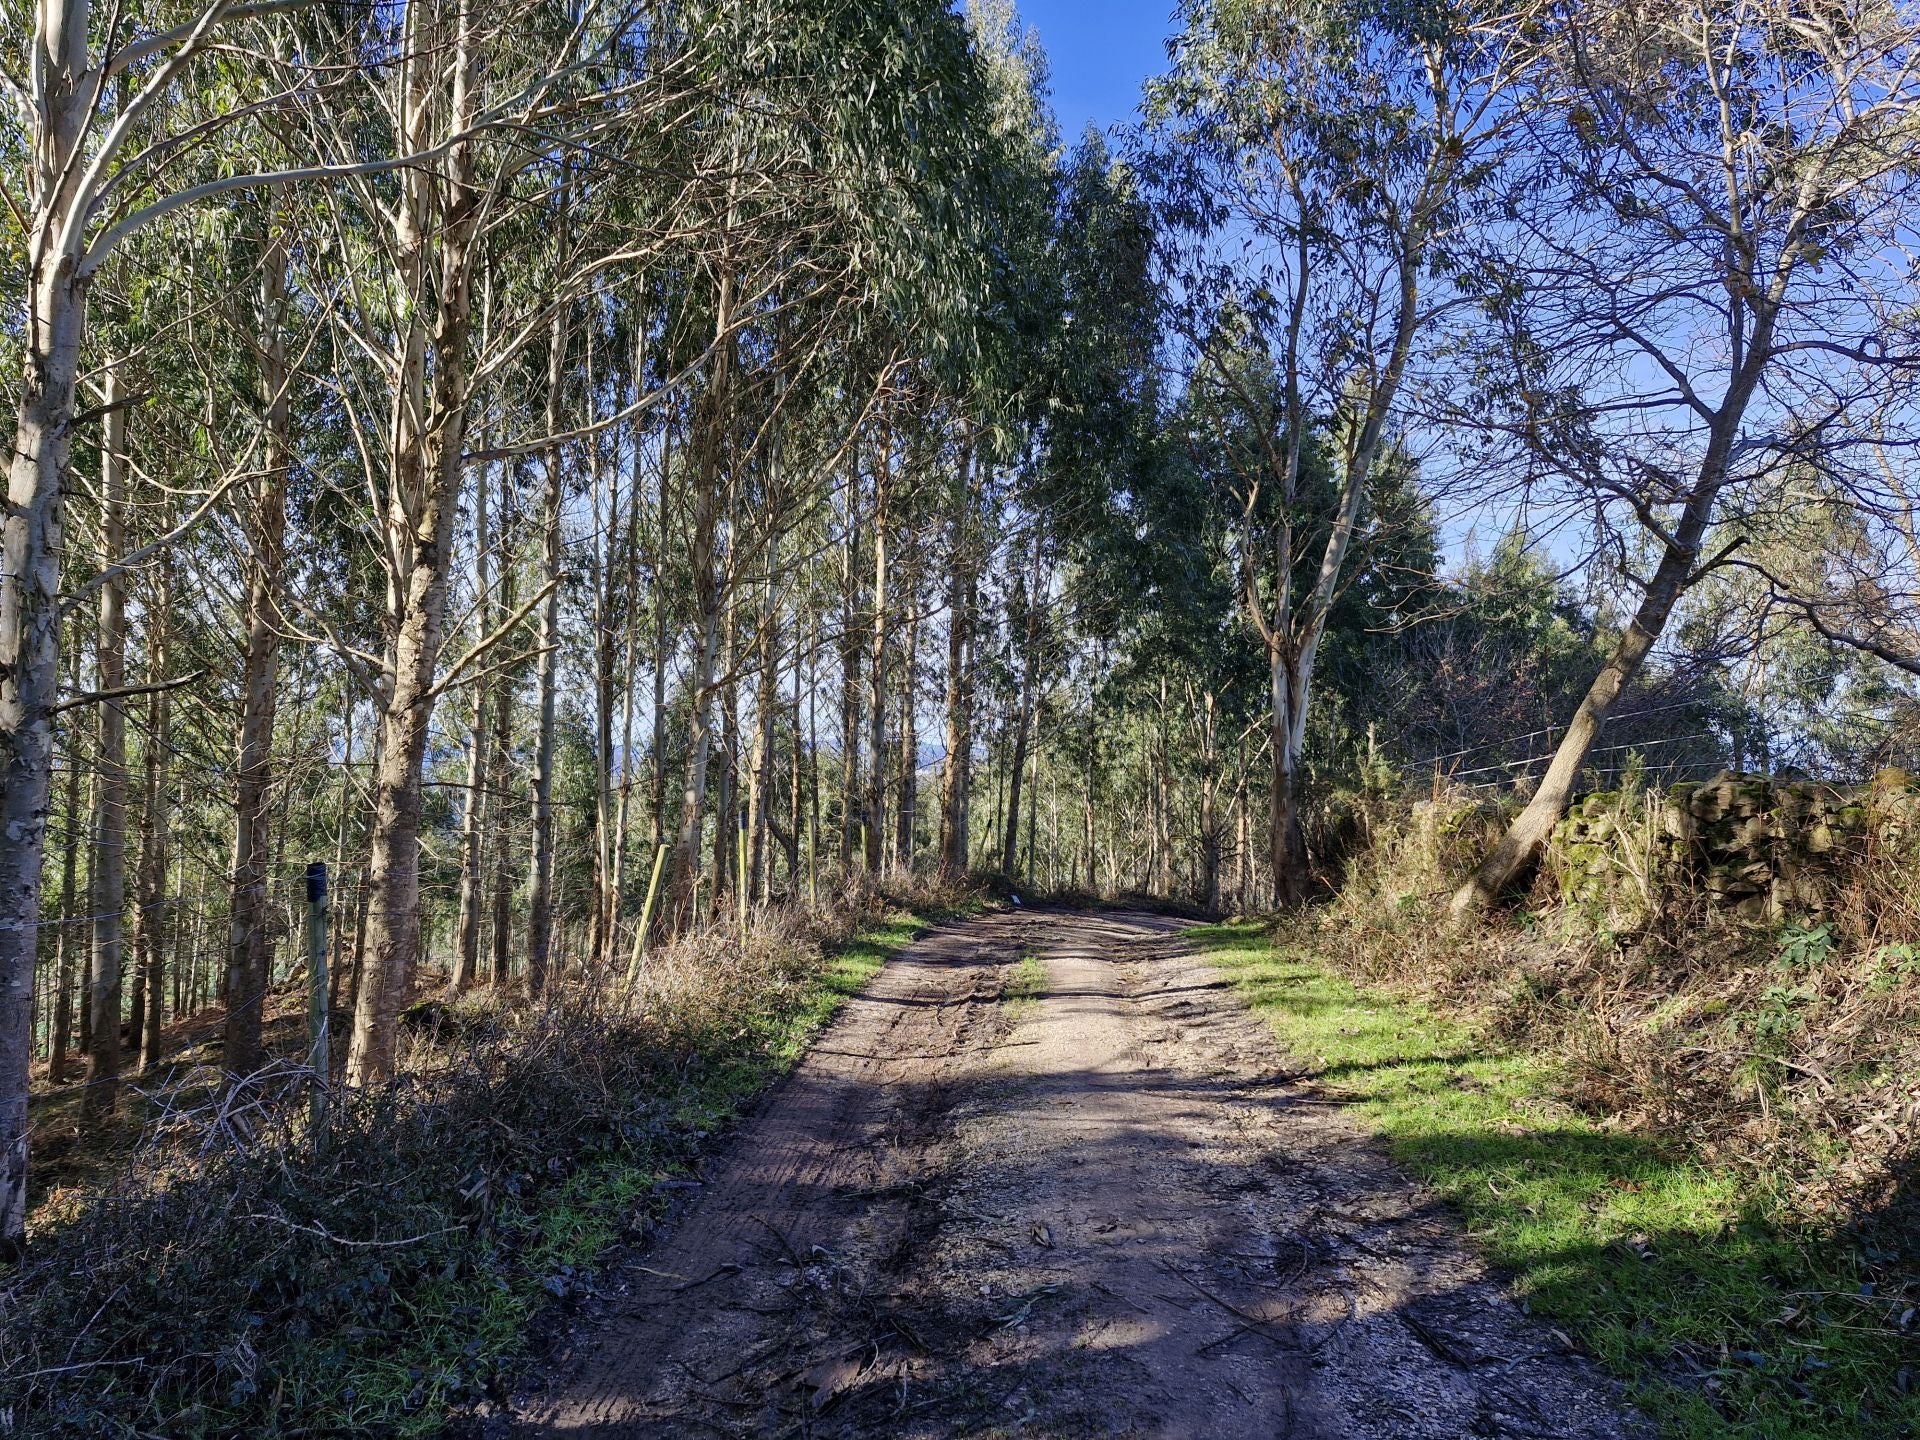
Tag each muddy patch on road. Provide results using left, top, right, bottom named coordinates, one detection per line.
left=497, top=909, right=1644, bottom=1439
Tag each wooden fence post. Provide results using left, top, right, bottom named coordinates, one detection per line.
left=305, top=861, right=329, bottom=1133
left=626, top=842, right=669, bottom=988
left=736, top=808, right=749, bottom=939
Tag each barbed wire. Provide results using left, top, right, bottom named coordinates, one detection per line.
left=1402, top=698, right=1717, bottom=771
left=1422, top=730, right=1722, bottom=785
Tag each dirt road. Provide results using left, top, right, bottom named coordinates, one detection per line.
left=501, top=908, right=1643, bottom=1438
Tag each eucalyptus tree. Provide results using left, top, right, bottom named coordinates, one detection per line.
left=296, top=0, right=689, bottom=1078
left=216, top=194, right=308, bottom=1074
left=936, top=430, right=984, bottom=876
left=920, top=0, right=1061, bottom=880
left=1145, top=0, right=1531, bottom=904
left=1136, top=0, right=1543, bottom=902
left=1019, top=132, right=1173, bottom=883
left=1452, top=0, right=1920, bottom=916
left=643, top=0, right=997, bottom=916
left=0, top=0, right=391, bottom=1247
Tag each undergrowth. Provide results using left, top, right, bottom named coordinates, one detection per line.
left=1, top=879, right=971, bottom=1438
left=1351, top=790, right=1920, bottom=1232
left=1190, top=917, right=1918, bottom=1440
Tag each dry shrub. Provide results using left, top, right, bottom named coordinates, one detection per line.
left=0, top=882, right=954, bottom=1438
left=1305, top=798, right=1920, bottom=1235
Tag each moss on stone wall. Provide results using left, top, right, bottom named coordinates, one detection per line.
left=1549, top=769, right=1920, bottom=925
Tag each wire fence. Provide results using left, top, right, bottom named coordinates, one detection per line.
left=1422, top=731, right=1724, bottom=794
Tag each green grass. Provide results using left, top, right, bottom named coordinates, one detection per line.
left=1005, top=953, right=1047, bottom=1018
left=1187, top=922, right=1918, bottom=1440
left=289, top=1154, right=685, bottom=1430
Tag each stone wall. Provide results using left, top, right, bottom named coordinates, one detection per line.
left=1552, top=769, right=1920, bottom=923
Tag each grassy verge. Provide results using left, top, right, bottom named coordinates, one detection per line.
left=1187, top=921, right=1918, bottom=1440
left=6, top=901, right=950, bottom=1439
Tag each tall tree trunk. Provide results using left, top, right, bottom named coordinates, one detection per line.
left=807, top=612, right=823, bottom=898
left=785, top=642, right=805, bottom=888
left=347, top=720, right=373, bottom=1014
left=895, top=593, right=919, bottom=870
left=325, top=713, right=350, bottom=1057
left=580, top=332, right=617, bottom=968
left=1002, top=526, right=1043, bottom=875
left=607, top=486, right=640, bottom=961
left=648, top=559, right=669, bottom=850
left=1151, top=678, right=1169, bottom=894
left=1082, top=670, right=1098, bottom=895
left=526, top=311, right=568, bottom=996
left=607, top=344, right=648, bottom=947
left=1267, top=646, right=1309, bottom=908
left=1198, top=690, right=1222, bottom=912
left=135, top=559, right=173, bottom=1071
left=83, top=371, right=130, bottom=1128
left=713, top=592, right=739, bottom=913
left=670, top=270, right=738, bottom=924
left=746, top=570, right=781, bottom=903
left=866, top=452, right=889, bottom=873
left=1235, top=740, right=1252, bottom=908
left=990, top=707, right=1006, bottom=866
left=1450, top=356, right=1764, bottom=919
left=488, top=645, right=516, bottom=990
left=589, top=457, right=618, bottom=967
left=1449, top=478, right=1723, bottom=916
left=225, top=230, right=292, bottom=1074
left=348, top=5, right=481, bottom=1084
left=48, top=647, right=85, bottom=1086
left=452, top=462, right=495, bottom=993
left=0, top=0, right=92, bottom=1249
left=1024, top=719, right=1039, bottom=886
left=169, top=815, right=191, bottom=1025
left=352, top=559, right=461, bottom=1080
left=1001, top=696, right=1031, bottom=877
left=838, top=487, right=864, bottom=866
left=648, top=423, right=674, bottom=851
left=672, top=590, right=722, bottom=923
left=937, top=447, right=976, bottom=878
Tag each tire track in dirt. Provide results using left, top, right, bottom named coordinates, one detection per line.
left=498, top=909, right=1646, bottom=1438
left=496, top=910, right=1031, bottom=1436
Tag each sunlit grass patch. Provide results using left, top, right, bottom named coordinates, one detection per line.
left=1005, top=953, right=1047, bottom=1018
left=1188, top=922, right=1919, bottom=1440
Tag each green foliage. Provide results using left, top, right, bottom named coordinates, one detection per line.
left=1866, top=944, right=1920, bottom=992
left=1748, top=984, right=1815, bottom=1050
left=1776, top=923, right=1838, bottom=973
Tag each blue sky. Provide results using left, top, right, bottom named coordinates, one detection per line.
left=1017, top=0, right=1178, bottom=144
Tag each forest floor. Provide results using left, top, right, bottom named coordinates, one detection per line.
left=26, top=987, right=315, bottom=1206
left=486, top=907, right=1644, bottom=1439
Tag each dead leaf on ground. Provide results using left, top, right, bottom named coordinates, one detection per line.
left=800, top=1349, right=867, bottom=1411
